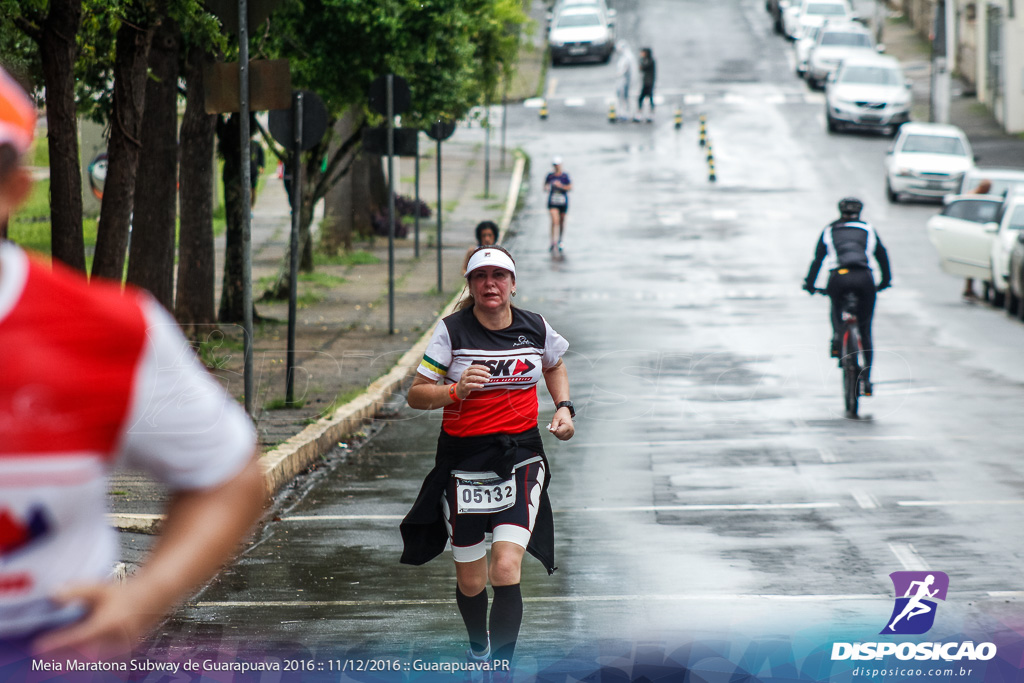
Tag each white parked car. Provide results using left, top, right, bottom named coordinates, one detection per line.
left=783, top=0, right=853, bottom=40
left=825, top=55, right=910, bottom=135
left=794, top=24, right=823, bottom=78
left=926, top=194, right=1004, bottom=280
left=884, top=122, right=975, bottom=202
left=955, top=167, right=1024, bottom=196
left=986, top=192, right=1024, bottom=304
left=549, top=5, right=616, bottom=65
left=805, top=22, right=880, bottom=89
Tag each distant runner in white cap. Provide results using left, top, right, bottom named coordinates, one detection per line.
left=543, top=158, right=572, bottom=253
left=403, top=244, right=576, bottom=670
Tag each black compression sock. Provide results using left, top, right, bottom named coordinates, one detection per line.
left=456, top=585, right=489, bottom=656
left=489, top=583, right=523, bottom=662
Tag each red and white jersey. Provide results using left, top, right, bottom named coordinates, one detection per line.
left=0, top=244, right=255, bottom=637
left=417, top=306, right=569, bottom=437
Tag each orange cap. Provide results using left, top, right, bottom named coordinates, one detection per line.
left=0, top=67, right=36, bottom=155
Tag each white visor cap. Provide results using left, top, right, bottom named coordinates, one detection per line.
left=465, top=248, right=516, bottom=279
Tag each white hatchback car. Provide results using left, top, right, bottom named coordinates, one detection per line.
left=884, top=122, right=975, bottom=203
left=805, top=22, right=879, bottom=89
left=783, top=0, right=853, bottom=40
left=825, top=55, right=910, bottom=135
left=986, top=192, right=1024, bottom=303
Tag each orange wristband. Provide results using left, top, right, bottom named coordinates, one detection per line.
left=448, top=383, right=461, bottom=402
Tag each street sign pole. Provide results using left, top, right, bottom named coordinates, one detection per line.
left=286, top=92, right=303, bottom=405
left=238, top=0, right=255, bottom=416
left=387, top=75, right=396, bottom=335
left=437, top=136, right=443, bottom=294
left=414, top=140, right=420, bottom=258
left=484, top=111, right=490, bottom=198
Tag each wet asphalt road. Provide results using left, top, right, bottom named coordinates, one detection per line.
left=160, top=0, right=1024, bottom=674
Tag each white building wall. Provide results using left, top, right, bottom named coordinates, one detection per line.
left=1004, top=8, right=1024, bottom=132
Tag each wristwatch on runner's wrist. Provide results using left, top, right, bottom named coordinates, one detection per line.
left=555, top=401, right=575, bottom=418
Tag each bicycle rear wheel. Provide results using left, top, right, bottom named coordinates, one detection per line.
left=842, top=326, right=862, bottom=417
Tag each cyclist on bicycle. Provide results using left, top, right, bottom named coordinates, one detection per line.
left=803, top=197, right=892, bottom=396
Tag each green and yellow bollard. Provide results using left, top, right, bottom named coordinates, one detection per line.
left=706, top=143, right=714, bottom=163
left=708, top=158, right=716, bottom=182
left=609, top=101, right=617, bottom=124
left=540, top=99, right=548, bottom=120
left=674, top=106, right=683, bottom=130
left=699, top=114, right=707, bottom=147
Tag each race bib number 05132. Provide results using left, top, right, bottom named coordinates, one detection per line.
left=455, top=474, right=516, bottom=515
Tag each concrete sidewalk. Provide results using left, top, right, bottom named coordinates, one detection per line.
left=109, top=126, right=527, bottom=536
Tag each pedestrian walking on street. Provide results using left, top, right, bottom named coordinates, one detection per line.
left=0, top=67, right=266, bottom=663
left=463, top=220, right=500, bottom=275
left=544, top=157, right=572, bottom=253
left=962, top=178, right=992, bottom=301
left=614, top=41, right=637, bottom=122
left=637, top=47, right=657, bottom=123
left=401, top=245, right=575, bottom=669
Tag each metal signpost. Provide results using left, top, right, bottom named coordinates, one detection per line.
left=426, top=120, right=456, bottom=294
left=238, top=0, right=254, bottom=416
left=368, top=74, right=412, bottom=335
left=269, top=90, right=328, bottom=405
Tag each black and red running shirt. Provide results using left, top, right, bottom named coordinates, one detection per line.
left=418, top=306, right=569, bottom=437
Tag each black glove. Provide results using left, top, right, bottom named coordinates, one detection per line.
left=802, top=281, right=816, bottom=295
left=876, top=281, right=891, bottom=292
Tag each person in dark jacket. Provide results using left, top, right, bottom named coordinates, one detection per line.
left=803, top=197, right=892, bottom=396
left=402, top=245, right=575, bottom=668
left=637, top=47, right=656, bottom=122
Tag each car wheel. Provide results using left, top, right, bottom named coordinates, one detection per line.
left=826, top=112, right=839, bottom=133
left=885, top=178, right=898, bottom=204
left=1006, top=286, right=1019, bottom=317
left=990, top=266, right=1006, bottom=307
left=982, top=281, right=992, bottom=302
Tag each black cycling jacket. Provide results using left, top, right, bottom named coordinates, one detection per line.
left=805, top=218, right=892, bottom=289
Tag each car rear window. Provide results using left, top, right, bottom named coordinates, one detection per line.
left=556, top=12, right=601, bottom=27
left=806, top=3, right=848, bottom=15
left=821, top=32, right=872, bottom=47
left=900, top=134, right=967, bottom=156
left=942, top=199, right=1001, bottom=223
left=839, top=65, right=900, bottom=85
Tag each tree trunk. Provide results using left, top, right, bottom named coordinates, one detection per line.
left=175, top=45, right=217, bottom=336
left=321, top=110, right=363, bottom=254
left=40, top=0, right=85, bottom=272
left=350, top=151, right=375, bottom=240
left=127, top=17, right=179, bottom=309
left=91, top=16, right=152, bottom=282
left=217, top=113, right=246, bottom=323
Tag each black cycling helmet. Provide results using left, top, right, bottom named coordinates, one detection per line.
left=838, top=196, right=863, bottom=217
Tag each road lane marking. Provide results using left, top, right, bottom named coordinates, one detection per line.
left=564, top=97, right=586, bottom=107
left=898, top=499, right=1024, bottom=507
left=818, top=447, right=838, bottom=463
left=889, top=543, right=928, bottom=571
left=546, top=78, right=558, bottom=98
left=195, top=593, right=888, bottom=608
left=280, top=503, right=841, bottom=523
left=523, top=98, right=544, bottom=108
left=851, top=491, right=879, bottom=509
left=684, top=94, right=705, bottom=105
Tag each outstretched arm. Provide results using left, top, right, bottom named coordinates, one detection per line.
left=37, top=457, right=267, bottom=657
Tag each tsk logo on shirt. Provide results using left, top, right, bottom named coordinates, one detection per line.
left=0, top=505, right=53, bottom=559
left=881, top=571, right=949, bottom=635
left=474, top=358, right=537, bottom=383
